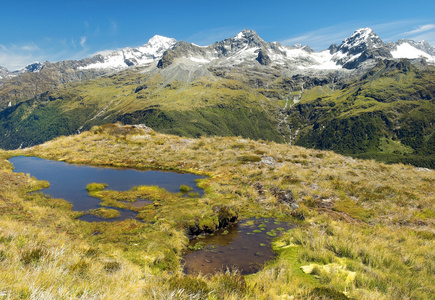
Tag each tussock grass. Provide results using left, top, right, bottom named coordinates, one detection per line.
left=1, top=124, right=434, bottom=299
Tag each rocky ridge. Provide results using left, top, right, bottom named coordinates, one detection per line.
left=1, top=28, right=434, bottom=109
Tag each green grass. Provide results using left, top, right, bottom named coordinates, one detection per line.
left=0, top=124, right=431, bottom=298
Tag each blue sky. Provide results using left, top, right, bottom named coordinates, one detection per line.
left=1, top=0, right=434, bottom=71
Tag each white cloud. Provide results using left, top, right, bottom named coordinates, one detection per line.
left=404, top=24, right=435, bottom=35
left=279, top=24, right=357, bottom=50
left=110, top=21, right=118, bottom=34
left=0, top=48, right=36, bottom=71
left=278, top=21, right=435, bottom=51
left=80, top=36, right=87, bottom=47
left=21, top=43, right=40, bottom=52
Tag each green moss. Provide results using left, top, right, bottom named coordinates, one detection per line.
left=333, top=198, right=372, bottom=222
left=86, top=183, right=108, bottom=192
left=89, top=208, right=120, bottom=219
left=179, top=184, right=193, bottom=193
left=415, top=208, right=435, bottom=220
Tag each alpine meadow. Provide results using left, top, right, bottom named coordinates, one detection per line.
left=0, top=26, right=434, bottom=299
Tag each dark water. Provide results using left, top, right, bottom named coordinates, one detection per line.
left=9, top=156, right=204, bottom=220
left=182, top=218, right=294, bottom=275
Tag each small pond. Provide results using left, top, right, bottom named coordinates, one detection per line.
left=9, top=156, right=204, bottom=221
left=183, top=218, right=294, bottom=275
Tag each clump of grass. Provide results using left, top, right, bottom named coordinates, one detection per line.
left=180, top=184, right=193, bottom=193
left=237, top=155, right=262, bottom=163
left=20, top=248, right=46, bottom=265
left=103, top=261, right=121, bottom=273
left=69, top=260, right=89, bottom=277
left=310, top=287, right=349, bottom=299
left=212, top=271, right=247, bottom=295
left=89, top=208, right=120, bottom=219
left=86, top=182, right=108, bottom=192
left=168, top=275, right=209, bottom=296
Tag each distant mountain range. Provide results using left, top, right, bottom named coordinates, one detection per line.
left=0, top=28, right=434, bottom=167
left=1, top=27, right=434, bottom=82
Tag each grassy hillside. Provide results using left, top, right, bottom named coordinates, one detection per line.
left=0, top=60, right=434, bottom=168
left=0, top=124, right=433, bottom=299
left=0, top=72, right=283, bottom=149
left=291, top=60, right=435, bottom=168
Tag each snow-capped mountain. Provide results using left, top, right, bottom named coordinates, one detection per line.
left=3, top=27, right=435, bottom=77
left=1, top=27, right=435, bottom=108
left=79, top=35, right=177, bottom=70
left=155, top=28, right=435, bottom=75
left=391, top=39, right=435, bottom=63
left=0, top=66, right=11, bottom=80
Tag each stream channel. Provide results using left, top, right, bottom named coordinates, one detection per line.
left=10, top=156, right=293, bottom=275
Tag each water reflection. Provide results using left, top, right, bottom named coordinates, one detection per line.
left=183, top=218, right=294, bottom=275
left=9, top=156, right=204, bottom=221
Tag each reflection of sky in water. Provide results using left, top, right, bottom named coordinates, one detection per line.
left=183, top=218, right=294, bottom=275
left=9, top=156, right=204, bottom=212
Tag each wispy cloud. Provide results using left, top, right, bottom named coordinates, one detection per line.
left=0, top=36, right=95, bottom=71
left=186, top=27, right=242, bottom=46
left=279, top=24, right=356, bottom=50
left=279, top=20, right=435, bottom=51
left=80, top=36, right=87, bottom=48
left=21, top=43, right=40, bottom=51
left=0, top=45, right=40, bottom=71
left=405, top=24, right=435, bottom=35
left=110, top=21, right=118, bottom=34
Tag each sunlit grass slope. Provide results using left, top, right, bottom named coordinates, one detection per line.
left=0, top=124, right=433, bottom=299
left=0, top=72, right=283, bottom=150
left=292, top=60, right=435, bottom=168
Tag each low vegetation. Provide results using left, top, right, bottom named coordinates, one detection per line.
left=0, top=124, right=433, bottom=299
left=1, top=62, right=433, bottom=169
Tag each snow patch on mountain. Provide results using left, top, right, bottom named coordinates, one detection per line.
left=80, top=35, right=176, bottom=70
left=392, top=42, right=435, bottom=63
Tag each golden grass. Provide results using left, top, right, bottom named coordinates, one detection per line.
left=0, top=124, right=434, bottom=299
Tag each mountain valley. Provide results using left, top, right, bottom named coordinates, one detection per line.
left=0, top=27, right=434, bottom=299
left=0, top=28, right=434, bottom=167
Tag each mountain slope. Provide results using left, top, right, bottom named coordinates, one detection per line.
left=0, top=28, right=434, bottom=167
left=0, top=36, right=176, bottom=110
left=289, top=60, right=435, bottom=167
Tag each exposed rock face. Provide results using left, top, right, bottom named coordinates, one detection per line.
left=254, top=183, right=299, bottom=210
left=256, top=49, right=272, bottom=65
left=2, top=27, right=435, bottom=108
left=0, top=66, right=11, bottom=81
left=331, top=28, right=393, bottom=69
left=25, top=62, right=44, bottom=73
left=269, top=186, right=298, bottom=208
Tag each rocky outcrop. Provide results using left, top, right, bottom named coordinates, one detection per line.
left=256, top=49, right=272, bottom=65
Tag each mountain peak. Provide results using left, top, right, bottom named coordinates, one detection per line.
left=225, top=29, right=266, bottom=51
left=146, top=35, right=177, bottom=49
left=234, top=29, right=260, bottom=40
left=337, top=27, right=384, bottom=56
